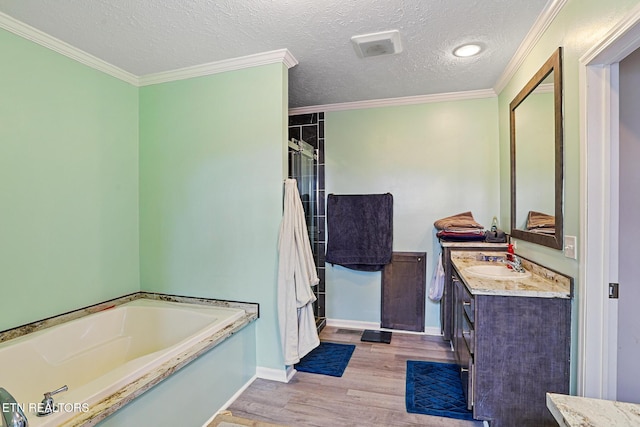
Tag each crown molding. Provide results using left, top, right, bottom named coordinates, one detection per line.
left=0, top=12, right=298, bottom=88
left=580, top=2, right=640, bottom=65
left=0, top=11, right=139, bottom=85
left=138, top=49, right=298, bottom=86
left=493, top=0, right=568, bottom=94
left=288, top=88, right=497, bottom=115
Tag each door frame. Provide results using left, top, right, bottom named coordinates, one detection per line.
left=579, top=3, right=640, bottom=399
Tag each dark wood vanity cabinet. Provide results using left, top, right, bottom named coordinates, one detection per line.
left=452, top=268, right=571, bottom=427
left=441, top=242, right=508, bottom=341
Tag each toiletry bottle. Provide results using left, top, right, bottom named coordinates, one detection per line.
left=507, top=243, right=514, bottom=269
left=491, top=216, right=498, bottom=233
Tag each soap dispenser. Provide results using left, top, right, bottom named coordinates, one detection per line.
left=491, top=216, right=498, bottom=232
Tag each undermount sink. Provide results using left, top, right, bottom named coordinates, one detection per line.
left=464, top=264, right=531, bottom=280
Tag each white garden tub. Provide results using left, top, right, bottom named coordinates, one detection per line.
left=0, top=298, right=246, bottom=426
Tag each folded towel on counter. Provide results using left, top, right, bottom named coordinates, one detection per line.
left=326, top=193, right=393, bottom=271
left=526, top=211, right=555, bottom=230
left=434, top=211, right=484, bottom=231
left=440, top=227, right=485, bottom=233
left=436, top=229, right=486, bottom=242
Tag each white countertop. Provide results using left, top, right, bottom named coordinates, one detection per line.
left=451, top=251, right=571, bottom=298
left=547, top=393, right=640, bottom=426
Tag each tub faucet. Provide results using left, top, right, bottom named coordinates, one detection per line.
left=36, top=385, right=68, bottom=417
left=0, top=387, right=28, bottom=427
left=501, top=254, right=526, bottom=273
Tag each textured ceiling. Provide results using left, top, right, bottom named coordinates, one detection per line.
left=0, top=0, right=549, bottom=108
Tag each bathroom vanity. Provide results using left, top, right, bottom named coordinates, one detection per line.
left=440, top=241, right=509, bottom=341
left=450, top=251, right=572, bottom=427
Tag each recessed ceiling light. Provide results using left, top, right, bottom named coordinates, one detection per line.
left=453, top=44, right=482, bottom=58
left=351, top=30, right=403, bottom=58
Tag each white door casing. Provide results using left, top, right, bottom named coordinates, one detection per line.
left=579, top=3, right=640, bottom=399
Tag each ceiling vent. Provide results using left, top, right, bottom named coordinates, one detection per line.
left=351, top=30, right=403, bottom=58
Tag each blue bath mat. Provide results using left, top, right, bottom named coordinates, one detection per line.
left=294, top=342, right=356, bottom=377
left=405, top=360, right=474, bottom=421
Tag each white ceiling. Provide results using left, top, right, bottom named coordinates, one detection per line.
left=0, top=0, right=550, bottom=109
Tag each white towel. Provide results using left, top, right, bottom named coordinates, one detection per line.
left=277, top=179, right=320, bottom=366
left=429, top=253, right=445, bottom=301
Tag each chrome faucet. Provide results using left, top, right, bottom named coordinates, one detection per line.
left=501, top=254, right=526, bottom=273
left=36, top=385, right=68, bottom=417
left=0, top=387, right=28, bottom=427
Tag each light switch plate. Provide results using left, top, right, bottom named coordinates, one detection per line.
left=564, top=235, right=577, bottom=259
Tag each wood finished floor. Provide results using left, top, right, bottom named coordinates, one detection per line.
left=226, top=327, right=484, bottom=427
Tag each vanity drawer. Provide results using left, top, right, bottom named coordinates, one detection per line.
left=462, top=311, right=474, bottom=354
left=461, top=358, right=474, bottom=410
left=463, top=299, right=475, bottom=325
left=455, top=277, right=475, bottom=324
left=454, top=275, right=475, bottom=355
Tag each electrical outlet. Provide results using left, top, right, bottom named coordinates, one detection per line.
left=564, top=235, right=577, bottom=259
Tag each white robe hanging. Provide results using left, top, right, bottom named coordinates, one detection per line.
left=277, top=179, right=320, bottom=366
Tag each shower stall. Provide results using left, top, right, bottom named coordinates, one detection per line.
left=288, top=138, right=316, bottom=237
left=287, top=137, right=324, bottom=331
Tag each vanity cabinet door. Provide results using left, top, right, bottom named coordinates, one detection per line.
left=453, top=273, right=474, bottom=409
left=473, top=294, right=571, bottom=427
left=440, top=244, right=508, bottom=341
left=381, top=252, right=426, bottom=332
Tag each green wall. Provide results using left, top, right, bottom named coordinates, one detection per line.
left=498, top=0, right=639, bottom=271
left=0, top=28, right=139, bottom=331
left=325, top=98, right=500, bottom=329
left=138, top=64, right=288, bottom=371
left=496, top=0, right=640, bottom=392
left=1, top=24, right=289, bottom=373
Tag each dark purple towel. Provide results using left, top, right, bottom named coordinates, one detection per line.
left=436, top=229, right=487, bottom=242
left=326, top=193, right=393, bottom=271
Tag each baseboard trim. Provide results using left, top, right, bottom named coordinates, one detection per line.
left=204, top=365, right=296, bottom=425
left=203, top=374, right=258, bottom=426
left=326, top=318, right=379, bottom=330
left=285, top=366, right=297, bottom=382
left=326, top=318, right=442, bottom=337
left=421, top=326, right=442, bottom=336
left=255, top=366, right=294, bottom=383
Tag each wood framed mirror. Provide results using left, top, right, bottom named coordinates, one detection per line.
left=510, top=47, right=563, bottom=249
